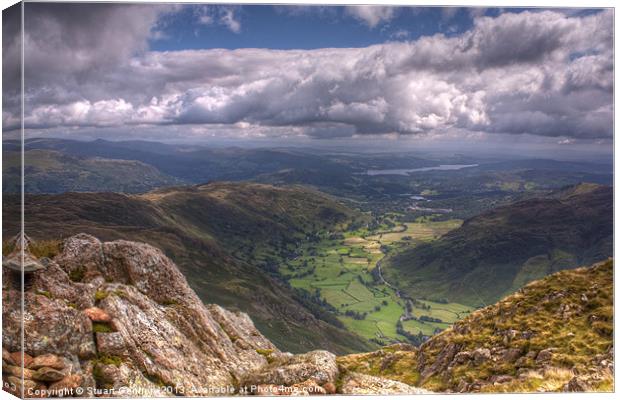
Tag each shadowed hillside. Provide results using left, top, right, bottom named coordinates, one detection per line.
left=2, top=182, right=372, bottom=354
left=383, top=183, right=612, bottom=306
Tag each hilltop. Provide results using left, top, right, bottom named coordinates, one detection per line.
left=3, top=182, right=371, bottom=354
left=383, top=183, right=612, bottom=306
left=3, top=149, right=182, bottom=194
left=339, top=259, right=613, bottom=392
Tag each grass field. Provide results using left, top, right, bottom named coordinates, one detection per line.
left=366, top=219, right=462, bottom=245
left=279, top=216, right=470, bottom=345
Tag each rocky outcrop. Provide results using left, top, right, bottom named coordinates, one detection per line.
left=239, top=350, right=339, bottom=395
left=2, top=234, right=280, bottom=397
left=241, top=351, right=338, bottom=387
left=1, top=350, right=80, bottom=398
left=3, top=234, right=429, bottom=397
left=340, top=372, right=430, bottom=395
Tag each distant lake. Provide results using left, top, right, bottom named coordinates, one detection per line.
left=366, top=164, right=479, bottom=176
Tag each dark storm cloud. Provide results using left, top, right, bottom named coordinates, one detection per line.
left=2, top=3, right=22, bottom=121
left=3, top=6, right=613, bottom=140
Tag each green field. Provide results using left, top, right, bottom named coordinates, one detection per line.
left=280, top=217, right=470, bottom=346
left=366, top=219, right=462, bottom=245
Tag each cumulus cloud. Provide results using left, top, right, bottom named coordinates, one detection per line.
left=3, top=6, right=613, bottom=141
left=344, top=6, right=397, bottom=28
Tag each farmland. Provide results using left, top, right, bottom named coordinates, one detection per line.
left=280, top=216, right=470, bottom=346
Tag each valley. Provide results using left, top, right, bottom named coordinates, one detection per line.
left=2, top=138, right=614, bottom=353
left=383, top=183, right=613, bottom=307
left=279, top=216, right=469, bottom=345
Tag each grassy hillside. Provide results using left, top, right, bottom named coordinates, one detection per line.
left=140, top=183, right=358, bottom=266
left=383, top=183, right=612, bottom=306
left=3, top=182, right=372, bottom=354
left=3, top=149, right=182, bottom=193
left=339, top=259, right=613, bottom=392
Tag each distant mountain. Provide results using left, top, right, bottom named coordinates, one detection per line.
left=6, top=138, right=357, bottom=185
left=3, top=149, right=182, bottom=193
left=3, top=182, right=372, bottom=354
left=5, top=139, right=613, bottom=205
left=339, top=259, right=613, bottom=392
left=383, top=183, right=613, bottom=307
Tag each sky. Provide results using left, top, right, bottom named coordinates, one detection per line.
left=1, top=3, right=614, bottom=156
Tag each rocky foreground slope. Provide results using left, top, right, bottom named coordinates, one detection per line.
left=2, top=235, right=613, bottom=396
left=339, top=259, right=614, bottom=392
left=2, top=234, right=422, bottom=397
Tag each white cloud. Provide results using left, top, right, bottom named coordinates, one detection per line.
left=441, top=7, right=460, bottom=21
left=4, top=7, right=613, bottom=141
left=193, top=6, right=241, bottom=33
left=345, top=6, right=396, bottom=28
left=390, top=29, right=410, bottom=40
left=558, top=138, right=576, bottom=145
left=195, top=6, right=214, bottom=25
left=220, top=8, right=241, bottom=33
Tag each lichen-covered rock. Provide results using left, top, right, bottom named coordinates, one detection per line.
left=3, top=234, right=288, bottom=397
left=84, top=307, right=112, bottom=322
left=452, top=351, right=471, bottom=365
left=52, top=233, right=108, bottom=284
left=3, top=348, right=15, bottom=365
left=4, top=375, right=38, bottom=397
left=9, top=351, right=34, bottom=368
left=500, top=348, right=523, bottom=363
left=30, top=261, right=96, bottom=310
left=48, top=374, right=83, bottom=392
left=340, top=372, right=430, bottom=395
left=472, top=348, right=492, bottom=366
left=29, top=354, right=70, bottom=371
left=564, top=376, right=590, bottom=392
left=3, top=289, right=93, bottom=358
left=32, top=366, right=66, bottom=382
left=95, top=332, right=127, bottom=357
left=419, top=342, right=461, bottom=381
left=3, top=364, right=36, bottom=380
left=242, top=350, right=338, bottom=388
left=535, top=348, right=554, bottom=364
